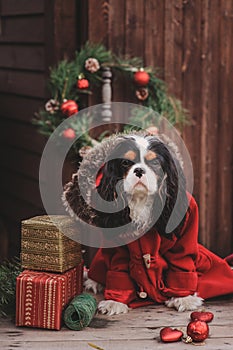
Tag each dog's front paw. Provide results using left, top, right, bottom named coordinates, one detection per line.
left=83, top=278, right=103, bottom=294
left=165, top=293, right=204, bottom=312
left=98, top=300, right=129, bottom=316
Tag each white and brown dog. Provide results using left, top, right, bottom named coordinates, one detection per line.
left=63, top=133, right=204, bottom=315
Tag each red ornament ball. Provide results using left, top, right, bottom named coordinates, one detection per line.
left=62, top=128, right=76, bottom=140
left=191, top=311, right=214, bottom=323
left=160, top=327, right=183, bottom=343
left=61, top=100, right=78, bottom=117
left=187, top=320, right=209, bottom=342
left=77, top=78, right=89, bottom=89
left=134, top=70, right=150, bottom=86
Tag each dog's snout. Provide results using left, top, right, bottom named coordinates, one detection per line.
left=134, top=167, right=145, bottom=178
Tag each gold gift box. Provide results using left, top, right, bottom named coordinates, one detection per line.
left=21, top=215, right=82, bottom=273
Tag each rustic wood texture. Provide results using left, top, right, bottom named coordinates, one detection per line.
left=216, top=0, right=233, bottom=257
left=53, top=0, right=77, bottom=61
left=182, top=0, right=202, bottom=206
left=0, top=16, right=45, bottom=43
left=87, top=0, right=233, bottom=257
left=0, top=0, right=44, bottom=15
left=0, top=0, right=78, bottom=259
left=164, top=0, right=183, bottom=97
left=1, top=296, right=233, bottom=349
left=144, top=0, right=165, bottom=69
left=87, top=0, right=109, bottom=108
left=0, top=0, right=232, bottom=260
left=0, top=45, right=45, bottom=70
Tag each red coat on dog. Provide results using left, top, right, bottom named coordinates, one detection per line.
left=89, top=195, right=233, bottom=307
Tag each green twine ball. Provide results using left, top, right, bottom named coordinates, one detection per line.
left=63, top=293, right=97, bottom=330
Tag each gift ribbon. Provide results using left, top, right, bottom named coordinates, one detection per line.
left=63, top=293, right=97, bottom=330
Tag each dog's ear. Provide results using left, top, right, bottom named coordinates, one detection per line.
left=93, top=160, right=131, bottom=231
left=154, top=144, right=188, bottom=238
left=96, top=160, right=119, bottom=202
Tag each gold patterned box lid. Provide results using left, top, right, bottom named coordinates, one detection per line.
left=21, top=215, right=82, bottom=273
left=21, top=215, right=80, bottom=242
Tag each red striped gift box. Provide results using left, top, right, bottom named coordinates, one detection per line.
left=16, top=261, right=83, bottom=330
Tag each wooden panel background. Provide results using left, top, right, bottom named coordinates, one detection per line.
left=0, top=0, right=77, bottom=260
left=86, top=0, right=233, bottom=257
left=0, top=0, right=232, bottom=261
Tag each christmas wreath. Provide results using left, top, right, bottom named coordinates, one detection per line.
left=33, top=42, right=188, bottom=153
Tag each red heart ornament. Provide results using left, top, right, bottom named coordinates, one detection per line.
left=191, top=311, right=214, bottom=323
left=187, top=320, right=209, bottom=342
left=160, top=327, right=183, bottom=343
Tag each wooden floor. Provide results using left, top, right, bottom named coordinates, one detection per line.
left=1, top=295, right=233, bottom=350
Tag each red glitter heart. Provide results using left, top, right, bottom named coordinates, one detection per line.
left=160, top=327, right=183, bottom=343
left=187, top=320, right=209, bottom=342
left=191, top=311, right=214, bottom=323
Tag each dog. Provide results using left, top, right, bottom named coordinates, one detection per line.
left=63, top=133, right=233, bottom=315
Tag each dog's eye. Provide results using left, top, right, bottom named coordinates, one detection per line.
left=147, top=158, right=159, bottom=165
left=147, top=158, right=160, bottom=169
left=121, top=159, right=133, bottom=167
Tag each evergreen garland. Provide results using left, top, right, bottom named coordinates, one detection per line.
left=0, top=259, right=22, bottom=318
left=33, top=42, right=188, bottom=151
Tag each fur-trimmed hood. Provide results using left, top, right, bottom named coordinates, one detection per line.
left=62, top=131, right=183, bottom=226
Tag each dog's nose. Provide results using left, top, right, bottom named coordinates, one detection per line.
left=134, top=167, right=145, bottom=178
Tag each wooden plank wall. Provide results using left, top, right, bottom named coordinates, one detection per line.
left=86, top=0, right=233, bottom=257
left=0, top=0, right=232, bottom=260
left=0, top=0, right=77, bottom=260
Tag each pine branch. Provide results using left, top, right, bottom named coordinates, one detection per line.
left=0, top=258, right=22, bottom=318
